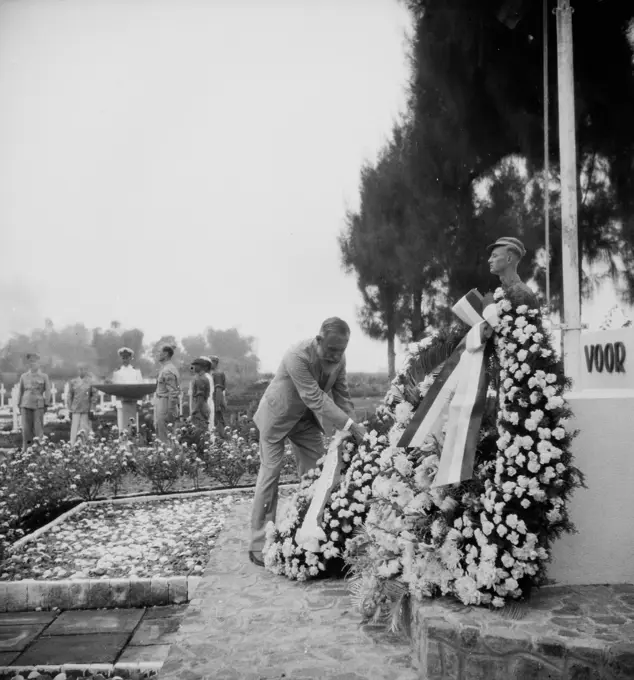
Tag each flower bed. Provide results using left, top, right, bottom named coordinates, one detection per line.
left=0, top=424, right=298, bottom=561
left=1, top=494, right=239, bottom=582
left=0, top=486, right=298, bottom=612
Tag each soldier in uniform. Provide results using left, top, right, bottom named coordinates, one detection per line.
left=480, top=236, right=539, bottom=345
left=210, top=355, right=227, bottom=435
left=190, top=356, right=212, bottom=431
left=155, top=344, right=180, bottom=442
left=482, top=236, right=540, bottom=415
left=18, top=352, right=51, bottom=450
left=487, top=236, right=539, bottom=308
left=68, top=364, right=99, bottom=445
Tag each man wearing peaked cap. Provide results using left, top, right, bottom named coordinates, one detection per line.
left=487, top=236, right=538, bottom=309
left=112, top=347, right=143, bottom=384
left=487, top=236, right=526, bottom=259
left=209, top=355, right=227, bottom=435
left=155, top=344, right=180, bottom=442
left=18, top=352, right=51, bottom=450
left=190, top=357, right=213, bottom=430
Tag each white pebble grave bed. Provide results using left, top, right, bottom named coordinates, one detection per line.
left=0, top=493, right=248, bottom=582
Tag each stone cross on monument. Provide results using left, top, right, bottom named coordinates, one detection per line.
left=0, top=384, right=5, bottom=408
left=63, top=382, right=70, bottom=407
left=50, top=383, right=57, bottom=405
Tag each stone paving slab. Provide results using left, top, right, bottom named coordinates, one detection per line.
left=0, top=624, right=47, bottom=652
left=0, top=604, right=186, bottom=669
left=0, top=612, right=56, bottom=626
left=159, top=500, right=419, bottom=680
left=0, top=653, right=18, bottom=666
left=13, top=632, right=130, bottom=665
left=45, top=609, right=145, bottom=636
left=119, top=645, right=173, bottom=664
left=129, top=617, right=181, bottom=646
left=143, top=605, right=188, bottom=620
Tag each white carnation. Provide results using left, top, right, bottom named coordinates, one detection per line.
left=394, top=453, right=413, bottom=477
left=552, top=427, right=566, bottom=440
left=394, top=401, right=414, bottom=425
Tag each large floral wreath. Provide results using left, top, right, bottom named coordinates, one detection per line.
left=263, top=286, right=583, bottom=616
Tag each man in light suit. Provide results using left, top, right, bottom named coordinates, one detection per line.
left=249, top=317, right=366, bottom=566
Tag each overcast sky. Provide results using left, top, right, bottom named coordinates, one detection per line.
left=0, top=0, right=413, bottom=372
left=0, top=0, right=624, bottom=373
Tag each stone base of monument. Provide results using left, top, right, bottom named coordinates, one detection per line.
left=411, top=585, right=634, bottom=680
left=116, top=398, right=139, bottom=432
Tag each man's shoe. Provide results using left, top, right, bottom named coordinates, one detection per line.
left=248, top=551, right=265, bottom=567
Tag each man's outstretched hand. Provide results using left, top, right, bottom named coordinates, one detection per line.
left=349, top=422, right=367, bottom=443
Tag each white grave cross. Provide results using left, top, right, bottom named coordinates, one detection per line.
left=0, top=384, right=6, bottom=408
left=50, top=383, right=58, bottom=405
left=11, top=384, right=20, bottom=431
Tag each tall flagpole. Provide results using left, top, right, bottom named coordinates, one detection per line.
left=555, top=0, right=581, bottom=385
left=543, top=0, right=550, bottom=310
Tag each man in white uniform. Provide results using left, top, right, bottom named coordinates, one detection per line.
left=111, top=347, right=143, bottom=431
left=112, top=348, right=143, bottom=384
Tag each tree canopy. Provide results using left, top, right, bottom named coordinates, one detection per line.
left=0, top=322, right=259, bottom=386
left=341, top=0, right=634, bottom=363
left=405, top=0, right=634, bottom=299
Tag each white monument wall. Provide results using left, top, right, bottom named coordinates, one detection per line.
left=548, top=328, right=634, bottom=585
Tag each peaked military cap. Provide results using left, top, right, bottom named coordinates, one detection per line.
left=487, top=236, right=527, bottom=258
left=192, top=356, right=212, bottom=370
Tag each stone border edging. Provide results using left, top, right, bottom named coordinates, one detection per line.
left=0, top=661, right=160, bottom=675
left=1, top=485, right=301, bottom=612
left=10, top=503, right=88, bottom=553
left=0, top=575, right=202, bottom=612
